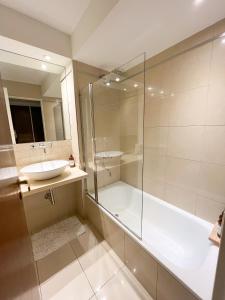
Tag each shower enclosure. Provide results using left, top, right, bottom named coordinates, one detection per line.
left=80, top=54, right=145, bottom=237
left=79, top=31, right=225, bottom=299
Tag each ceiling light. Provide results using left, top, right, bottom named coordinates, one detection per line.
left=151, top=93, right=155, bottom=97
left=194, top=0, right=204, bottom=6
left=44, top=55, right=51, bottom=61
left=148, top=86, right=153, bottom=91
left=41, top=63, right=47, bottom=70
left=134, top=83, right=138, bottom=88
left=123, top=88, right=127, bottom=91
left=171, top=93, right=175, bottom=97
left=106, top=82, right=110, bottom=86
left=160, top=90, right=164, bottom=94
left=115, top=77, right=120, bottom=82
left=222, top=38, right=225, bottom=44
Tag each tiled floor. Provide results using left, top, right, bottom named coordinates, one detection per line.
left=33, top=216, right=153, bottom=300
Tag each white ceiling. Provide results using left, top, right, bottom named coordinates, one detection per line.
left=1, top=0, right=225, bottom=70
left=0, top=0, right=90, bottom=34
left=73, top=0, right=225, bottom=70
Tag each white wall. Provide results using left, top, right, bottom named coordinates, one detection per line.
left=60, top=63, right=80, bottom=166
left=0, top=4, right=71, bottom=58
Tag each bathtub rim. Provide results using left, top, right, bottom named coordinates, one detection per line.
left=86, top=190, right=218, bottom=300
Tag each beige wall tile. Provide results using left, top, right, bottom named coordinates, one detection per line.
left=120, top=135, right=137, bottom=153
left=124, top=234, right=157, bottom=299
left=143, top=177, right=165, bottom=199
left=24, top=192, right=58, bottom=234
left=168, top=87, right=208, bottom=126
left=198, top=162, right=225, bottom=203
left=120, top=97, right=138, bottom=137
left=164, top=183, right=196, bottom=214
left=206, top=84, right=225, bottom=125
left=121, top=160, right=142, bottom=189
left=202, top=126, right=225, bottom=164
left=157, top=265, right=197, bottom=300
left=23, top=182, right=78, bottom=234
left=210, top=38, right=225, bottom=85
left=144, top=148, right=166, bottom=182
left=14, top=140, right=73, bottom=167
left=196, top=195, right=225, bottom=223
left=161, top=43, right=211, bottom=93
left=144, top=127, right=168, bottom=155
left=53, top=183, right=78, bottom=220
left=145, top=95, right=170, bottom=127
left=167, top=126, right=204, bottom=161
left=147, top=65, right=164, bottom=90
left=165, top=157, right=200, bottom=190
left=85, top=196, right=105, bottom=236
left=102, top=213, right=125, bottom=262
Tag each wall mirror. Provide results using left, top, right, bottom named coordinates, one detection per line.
left=0, top=49, right=71, bottom=144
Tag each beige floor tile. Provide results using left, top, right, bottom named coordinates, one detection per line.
left=70, top=225, right=103, bottom=265
left=95, top=265, right=153, bottom=300
left=41, top=259, right=94, bottom=300
left=80, top=244, right=122, bottom=292
left=37, top=243, right=76, bottom=283
left=71, top=228, right=123, bottom=292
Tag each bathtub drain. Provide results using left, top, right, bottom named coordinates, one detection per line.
left=115, top=213, right=119, bottom=218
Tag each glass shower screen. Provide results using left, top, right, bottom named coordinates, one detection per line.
left=90, top=54, right=145, bottom=237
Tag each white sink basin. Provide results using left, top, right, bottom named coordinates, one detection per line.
left=20, top=160, right=69, bottom=181
left=95, top=151, right=124, bottom=159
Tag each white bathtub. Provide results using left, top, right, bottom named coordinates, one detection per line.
left=98, top=181, right=219, bottom=300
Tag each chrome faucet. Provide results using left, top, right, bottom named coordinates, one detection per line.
left=31, top=142, right=52, bottom=153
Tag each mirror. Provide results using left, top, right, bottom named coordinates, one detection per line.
left=0, top=49, right=71, bottom=144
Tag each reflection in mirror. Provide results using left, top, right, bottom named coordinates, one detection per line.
left=0, top=49, right=71, bottom=144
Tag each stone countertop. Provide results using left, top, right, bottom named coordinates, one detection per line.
left=20, top=167, right=88, bottom=197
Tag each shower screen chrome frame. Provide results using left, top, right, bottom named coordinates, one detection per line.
left=88, top=83, right=98, bottom=202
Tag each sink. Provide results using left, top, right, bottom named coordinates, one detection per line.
left=20, top=160, right=69, bottom=181
left=95, top=151, right=124, bottom=159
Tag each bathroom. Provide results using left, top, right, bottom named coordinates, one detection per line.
left=0, top=1, right=225, bottom=300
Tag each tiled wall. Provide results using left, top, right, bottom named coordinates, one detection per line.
left=23, top=181, right=82, bottom=234
left=76, top=62, right=122, bottom=189
left=13, top=139, right=81, bottom=234
left=94, top=86, right=121, bottom=188
left=120, top=89, right=144, bottom=189
left=13, top=140, right=72, bottom=167
left=77, top=19, right=225, bottom=223
left=143, top=21, right=225, bottom=224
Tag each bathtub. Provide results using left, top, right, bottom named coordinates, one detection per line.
left=98, top=181, right=219, bottom=300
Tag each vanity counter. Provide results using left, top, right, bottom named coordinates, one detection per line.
left=20, top=167, right=88, bottom=197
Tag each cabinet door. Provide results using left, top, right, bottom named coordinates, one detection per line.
left=0, top=75, right=40, bottom=299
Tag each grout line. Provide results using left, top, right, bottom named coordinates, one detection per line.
left=69, top=237, right=96, bottom=298
left=143, top=149, right=225, bottom=168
